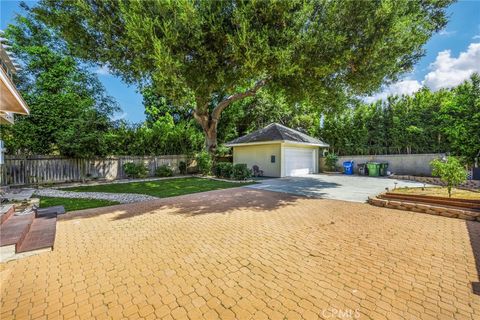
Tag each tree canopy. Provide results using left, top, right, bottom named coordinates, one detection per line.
left=34, top=0, right=452, bottom=153
left=319, top=74, right=480, bottom=163
left=1, top=9, right=119, bottom=158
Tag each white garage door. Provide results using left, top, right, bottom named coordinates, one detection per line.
left=284, top=147, right=315, bottom=176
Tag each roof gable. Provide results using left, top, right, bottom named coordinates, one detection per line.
left=226, top=123, right=329, bottom=147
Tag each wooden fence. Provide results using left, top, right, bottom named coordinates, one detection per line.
left=0, top=155, right=192, bottom=186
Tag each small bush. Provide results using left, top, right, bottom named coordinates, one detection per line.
left=196, top=151, right=213, bottom=175
left=178, top=161, right=187, bottom=174
left=325, top=152, right=338, bottom=171
left=430, top=156, right=467, bottom=197
left=233, top=163, right=251, bottom=180
left=215, top=144, right=231, bottom=157
left=123, top=162, right=148, bottom=179
left=214, top=162, right=234, bottom=179
left=155, top=165, right=173, bottom=177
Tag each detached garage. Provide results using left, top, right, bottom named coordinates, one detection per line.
left=225, top=123, right=329, bottom=177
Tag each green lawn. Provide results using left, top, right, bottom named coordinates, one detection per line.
left=63, top=177, right=254, bottom=198
left=39, top=197, right=120, bottom=212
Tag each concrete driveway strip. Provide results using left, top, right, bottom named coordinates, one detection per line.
left=247, top=174, right=431, bottom=202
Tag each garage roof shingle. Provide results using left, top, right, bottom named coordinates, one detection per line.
left=226, top=123, right=329, bottom=147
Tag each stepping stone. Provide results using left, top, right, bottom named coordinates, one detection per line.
left=36, top=206, right=65, bottom=217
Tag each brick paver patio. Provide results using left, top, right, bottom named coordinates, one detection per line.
left=1, top=188, right=479, bottom=319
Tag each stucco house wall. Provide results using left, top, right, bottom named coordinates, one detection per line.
left=233, top=144, right=281, bottom=177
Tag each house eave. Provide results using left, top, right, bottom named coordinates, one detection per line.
left=0, top=67, right=30, bottom=115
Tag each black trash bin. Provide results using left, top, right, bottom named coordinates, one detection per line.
left=379, top=162, right=389, bottom=176
left=358, top=163, right=367, bottom=175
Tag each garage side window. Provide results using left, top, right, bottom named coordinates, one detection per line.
left=271, top=155, right=276, bottom=163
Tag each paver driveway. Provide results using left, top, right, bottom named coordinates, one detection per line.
left=247, top=174, right=430, bottom=202
left=1, top=188, right=479, bottom=319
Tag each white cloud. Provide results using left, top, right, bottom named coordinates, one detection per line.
left=472, top=35, right=480, bottom=40
left=96, top=65, right=111, bottom=75
left=438, top=29, right=456, bottom=36
left=364, top=79, right=422, bottom=103
left=112, top=112, right=127, bottom=121
left=365, top=42, right=480, bottom=102
left=423, top=43, right=480, bottom=90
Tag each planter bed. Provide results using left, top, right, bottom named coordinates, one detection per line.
left=369, top=193, right=480, bottom=221
left=379, top=192, right=480, bottom=210
left=390, top=175, right=480, bottom=191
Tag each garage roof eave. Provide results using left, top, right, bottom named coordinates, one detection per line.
left=225, top=140, right=329, bottom=148
left=226, top=123, right=329, bottom=147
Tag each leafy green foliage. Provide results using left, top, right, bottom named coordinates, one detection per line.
left=39, top=196, right=119, bottom=212
left=123, top=162, right=148, bottom=179
left=325, top=153, right=339, bottom=171
left=34, top=0, right=451, bottom=152
left=215, top=145, right=231, bottom=157
left=1, top=11, right=119, bottom=157
left=430, top=157, right=468, bottom=198
left=106, top=114, right=204, bottom=156
left=319, top=74, right=480, bottom=163
left=233, top=164, right=251, bottom=180
left=214, top=162, right=234, bottom=179
left=64, top=178, right=254, bottom=198
left=155, top=165, right=173, bottom=177
left=142, top=86, right=193, bottom=125
left=217, top=90, right=325, bottom=144
left=196, top=151, right=213, bottom=175
left=178, top=161, right=187, bottom=175
left=437, top=74, right=480, bottom=162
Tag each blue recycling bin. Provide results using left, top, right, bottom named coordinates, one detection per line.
left=343, top=161, right=354, bottom=175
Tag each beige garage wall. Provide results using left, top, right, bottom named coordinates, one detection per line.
left=233, top=144, right=281, bottom=177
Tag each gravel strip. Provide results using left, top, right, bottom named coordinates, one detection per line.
left=34, top=188, right=159, bottom=204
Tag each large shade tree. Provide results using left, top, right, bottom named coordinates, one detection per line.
left=34, top=0, right=452, bottom=153
left=2, top=9, right=119, bottom=157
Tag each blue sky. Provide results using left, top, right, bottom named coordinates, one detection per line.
left=0, top=0, right=144, bottom=122
left=1, top=0, right=480, bottom=121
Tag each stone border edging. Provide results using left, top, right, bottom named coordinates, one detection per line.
left=53, top=175, right=192, bottom=189
left=34, top=189, right=159, bottom=204
left=390, top=175, right=480, bottom=191
left=368, top=195, right=480, bottom=221
left=194, top=175, right=256, bottom=183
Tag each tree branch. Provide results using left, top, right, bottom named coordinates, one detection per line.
left=211, top=79, right=267, bottom=121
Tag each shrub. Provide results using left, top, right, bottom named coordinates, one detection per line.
left=325, top=152, right=338, bottom=171
left=123, top=162, right=148, bottom=178
left=214, top=162, right=234, bottom=179
left=233, top=163, right=251, bottom=180
left=430, top=156, right=467, bottom=198
left=215, top=144, right=231, bottom=157
left=196, top=151, right=213, bottom=175
left=155, top=165, right=173, bottom=177
left=178, top=161, right=187, bottom=174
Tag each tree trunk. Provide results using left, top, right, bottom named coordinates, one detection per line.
left=204, top=122, right=218, bottom=155
left=193, top=79, right=268, bottom=156
left=193, top=110, right=218, bottom=155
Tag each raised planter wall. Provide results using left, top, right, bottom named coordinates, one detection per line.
left=368, top=195, right=480, bottom=221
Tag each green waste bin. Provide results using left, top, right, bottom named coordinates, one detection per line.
left=379, top=162, right=389, bottom=176
left=367, top=162, right=380, bottom=177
